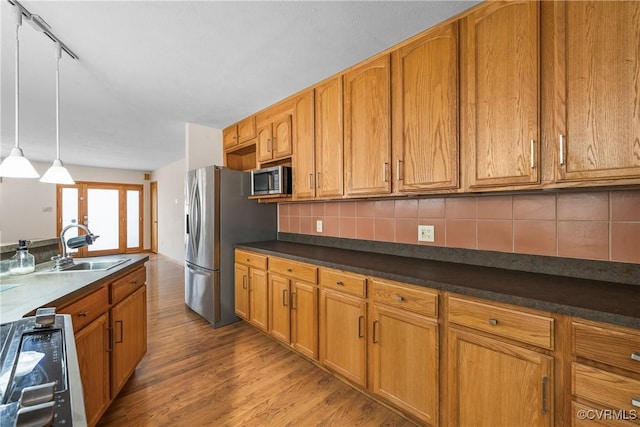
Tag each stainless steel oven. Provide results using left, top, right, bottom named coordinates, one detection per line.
left=0, top=309, right=86, bottom=426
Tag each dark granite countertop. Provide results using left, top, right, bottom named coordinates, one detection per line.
left=237, top=240, right=640, bottom=330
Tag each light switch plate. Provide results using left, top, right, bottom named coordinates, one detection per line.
left=418, top=225, right=435, bottom=242
left=316, top=220, right=323, bottom=233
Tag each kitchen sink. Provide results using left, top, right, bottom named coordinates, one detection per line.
left=39, top=258, right=130, bottom=273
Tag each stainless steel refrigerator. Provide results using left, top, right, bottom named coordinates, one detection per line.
left=185, top=166, right=276, bottom=327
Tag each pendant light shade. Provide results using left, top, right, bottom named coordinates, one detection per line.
left=41, top=42, right=74, bottom=184
left=0, top=4, right=40, bottom=179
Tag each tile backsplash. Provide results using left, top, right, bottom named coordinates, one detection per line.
left=279, top=189, right=640, bottom=264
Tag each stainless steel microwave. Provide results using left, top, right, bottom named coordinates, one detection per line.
left=251, top=165, right=292, bottom=196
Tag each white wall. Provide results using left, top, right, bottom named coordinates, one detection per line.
left=0, top=162, right=150, bottom=247
left=150, top=158, right=185, bottom=264
left=185, top=123, right=223, bottom=170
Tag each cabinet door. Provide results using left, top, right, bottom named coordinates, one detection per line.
left=344, top=55, right=392, bottom=195
left=371, top=305, right=438, bottom=425
left=234, top=263, right=249, bottom=320
left=237, top=116, right=256, bottom=144
left=249, top=268, right=269, bottom=332
left=463, top=1, right=540, bottom=188
left=320, top=289, right=367, bottom=387
left=269, top=274, right=291, bottom=344
left=291, top=281, right=318, bottom=360
left=393, top=22, right=459, bottom=192
left=273, top=114, right=292, bottom=159
left=223, top=125, right=238, bottom=150
left=257, top=123, right=273, bottom=163
left=111, top=285, right=147, bottom=398
left=293, top=90, right=316, bottom=199
left=75, top=313, right=110, bottom=427
left=315, top=76, right=344, bottom=198
left=448, top=328, right=553, bottom=427
left=553, top=1, right=640, bottom=182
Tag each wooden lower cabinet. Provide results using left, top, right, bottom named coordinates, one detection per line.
left=74, top=313, right=110, bottom=427
left=111, top=284, right=147, bottom=398
left=234, top=263, right=250, bottom=320
left=371, top=304, right=438, bottom=425
left=248, top=268, right=269, bottom=332
left=270, top=273, right=291, bottom=343
left=320, top=289, right=367, bottom=387
left=448, top=327, right=554, bottom=427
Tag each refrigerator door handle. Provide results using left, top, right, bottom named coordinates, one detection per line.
left=186, top=214, right=190, bottom=234
left=187, top=265, right=213, bottom=277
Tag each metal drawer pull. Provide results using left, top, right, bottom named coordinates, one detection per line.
left=358, top=316, right=364, bottom=338
left=631, top=352, right=640, bottom=362
left=541, top=377, right=548, bottom=414
left=78, top=311, right=88, bottom=317
left=396, top=295, right=404, bottom=302
left=488, top=318, right=498, bottom=325
left=632, top=397, right=640, bottom=408
left=336, top=281, right=344, bottom=286
left=372, top=320, right=379, bottom=343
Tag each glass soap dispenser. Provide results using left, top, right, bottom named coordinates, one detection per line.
left=9, top=240, right=35, bottom=275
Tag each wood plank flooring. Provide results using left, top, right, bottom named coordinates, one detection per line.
left=98, top=254, right=415, bottom=427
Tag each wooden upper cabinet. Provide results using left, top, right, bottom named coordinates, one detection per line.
left=257, top=105, right=293, bottom=164
left=292, top=90, right=316, bottom=199
left=223, top=125, right=238, bottom=150
left=392, top=22, right=459, bottom=193
left=315, top=76, right=344, bottom=198
left=552, top=1, right=640, bottom=182
left=344, top=55, right=392, bottom=196
left=463, top=1, right=540, bottom=189
left=237, top=116, right=256, bottom=144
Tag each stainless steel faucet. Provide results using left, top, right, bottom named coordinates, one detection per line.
left=52, top=224, right=99, bottom=269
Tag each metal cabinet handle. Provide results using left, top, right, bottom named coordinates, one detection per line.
left=559, top=134, right=565, bottom=165
left=336, top=281, right=344, bottom=286
left=372, top=320, right=379, bottom=343
left=242, top=275, right=247, bottom=290
left=383, top=162, right=389, bottom=182
left=316, top=172, right=321, bottom=189
left=291, top=292, right=297, bottom=309
left=397, top=160, right=403, bottom=181
left=541, top=377, right=548, bottom=414
left=282, top=289, right=288, bottom=307
left=631, top=352, right=640, bottom=362
left=267, top=138, right=272, bottom=152
left=632, top=397, right=640, bottom=408
left=309, top=173, right=313, bottom=190
left=115, top=320, right=123, bottom=344
left=488, top=318, right=498, bottom=325
left=396, top=295, right=404, bottom=302
left=358, top=315, right=364, bottom=338
left=530, top=139, right=536, bottom=169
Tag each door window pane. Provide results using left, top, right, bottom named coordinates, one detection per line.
left=126, top=190, right=140, bottom=248
left=87, top=188, right=119, bottom=251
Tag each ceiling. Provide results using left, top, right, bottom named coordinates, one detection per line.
left=1, top=0, right=479, bottom=172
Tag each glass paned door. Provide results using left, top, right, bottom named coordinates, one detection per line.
left=57, top=182, right=144, bottom=257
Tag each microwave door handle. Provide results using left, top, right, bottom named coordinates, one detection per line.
left=268, top=174, right=273, bottom=193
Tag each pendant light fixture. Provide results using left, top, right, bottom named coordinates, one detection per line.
left=0, top=4, right=40, bottom=178
left=40, top=42, right=74, bottom=184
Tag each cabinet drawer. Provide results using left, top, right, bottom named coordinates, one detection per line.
left=111, top=267, right=146, bottom=305
left=59, top=286, right=108, bottom=332
left=448, top=297, right=553, bottom=349
left=573, top=321, right=640, bottom=375
left=320, top=268, right=366, bottom=298
left=269, top=257, right=317, bottom=284
left=572, top=363, right=640, bottom=419
left=372, top=278, right=437, bottom=318
left=235, top=249, right=267, bottom=270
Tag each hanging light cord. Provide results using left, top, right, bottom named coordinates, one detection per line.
left=14, top=6, right=21, bottom=151
left=55, top=43, right=61, bottom=160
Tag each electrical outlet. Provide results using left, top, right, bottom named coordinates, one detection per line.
left=316, top=220, right=323, bottom=233
left=418, top=225, right=435, bottom=242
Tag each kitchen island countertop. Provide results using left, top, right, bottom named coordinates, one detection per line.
left=237, top=240, right=640, bottom=329
left=0, top=254, right=149, bottom=323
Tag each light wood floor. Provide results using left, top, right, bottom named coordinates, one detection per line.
left=98, top=254, right=415, bottom=427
